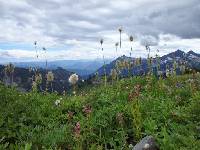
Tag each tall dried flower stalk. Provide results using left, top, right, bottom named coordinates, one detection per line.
left=100, top=38, right=107, bottom=86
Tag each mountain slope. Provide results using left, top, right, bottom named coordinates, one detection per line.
left=12, top=59, right=112, bottom=76
left=0, top=65, right=75, bottom=93
left=93, top=50, right=200, bottom=78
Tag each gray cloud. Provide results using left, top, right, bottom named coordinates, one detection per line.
left=140, top=35, right=159, bottom=47
left=0, top=51, right=11, bottom=57
left=0, top=0, right=200, bottom=61
left=0, top=0, right=200, bottom=44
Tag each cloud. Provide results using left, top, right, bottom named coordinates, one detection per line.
left=140, top=35, right=159, bottom=47
left=1, top=36, right=200, bottom=62
left=159, top=34, right=180, bottom=42
left=0, top=0, right=200, bottom=61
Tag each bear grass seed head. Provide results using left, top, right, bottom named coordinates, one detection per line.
left=46, top=71, right=54, bottom=82
left=69, top=73, right=79, bottom=85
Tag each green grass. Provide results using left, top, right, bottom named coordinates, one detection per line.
left=0, top=74, right=200, bottom=149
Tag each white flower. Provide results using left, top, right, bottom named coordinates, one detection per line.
left=180, top=65, right=186, bottom=73
left=143, top=143, right=150, bottom=149
left=166, top=69, right=171, bottom=77
left=73, top=91, right=76, bottom=95
left=128, top=144, right=133, bottom=149
left=55, top=99, right=61, bottom=106
left=157, top=71, right=163, bottom=76
left=82, top=79, right=84, bottom=82
left=46, top=71, right=54, bottom=82
left=69, top=74, right=79, bottom=85
left=35, top=73, right=42, bottom=84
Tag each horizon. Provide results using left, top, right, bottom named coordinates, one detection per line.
left=0, top=49, right=198, bottom=65
left=0, top=0, right=200, bottom=62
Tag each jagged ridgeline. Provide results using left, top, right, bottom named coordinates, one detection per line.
left=89, top=50, right=200, bottom=81
left=1, top=50, right=200, bottom=93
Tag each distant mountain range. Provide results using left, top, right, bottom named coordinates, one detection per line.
left=0, top=50, right=200, bottom=93
left=11, top=59, right=112, bottom=77
left=92, top=50, right=200, bottom=78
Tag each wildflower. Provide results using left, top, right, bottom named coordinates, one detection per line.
left=34, top=41, right=38, bottom=58
left=118, top=26, right=123, bottom=48
left=129, top=35, right=134, bottom=53
left=73, top=91, right=76, bottom=95
left=100, top=39, right=103, bottom=48
left=69, top=73, right=79, bottom=85
left=46, top=71, right=54, bottom=92
left=128, top=84, right=141, bottom=101
left=125, top=60, right=131, bottom=69
left=99, top=38, right=107, bottom=86
left=180, top=65, right=186, bottom=74
left=135, top=58, right=141, bottom=66
left=35, top=73, right=42, bottom=84
left=116, top=113, right=124, bottom=125
left=4, top=63, right=15, bottom=85
left=116, top=60, right=123, bottom=70
left=157, top=71, right=163, bottom=78
left=110, top=69, right=117, bottom=81
left=135, top=84, right=141, bottom=94
left=62, top=90, right=66, bottom=95
left=82, top=79, right=84, bottom=82
left=172, top=69, right=176, bottom=76
left=67, top=111, right=74, bottom=120
left=5, top=63, right=15, bottom=74
left=129, top=35, right=134, bottom=42
left=115, top=42, right=119, bottom=52
left=147, top=57, right=153, bottom=66
left=166, top=69, right=171, bottom=77
left=187, top=79, right=194, bottom=83
left=32, top=81, right=37, bottom=91
left=173, top=61, right=178, bottom=70
left=55, top=99, right=61, bottom=106
left=130, top=61, right=134, bottom=68
left=74, top=122, right=81, bottom=138
left=128, top=144, right=134, bottom=149
left=82, top=105, right=92, bottom=116
left=143, top=143, right=150, bottom=149
left=139, top=57, right=142, bottom=65
left=46, top=71, right=54, bottom=82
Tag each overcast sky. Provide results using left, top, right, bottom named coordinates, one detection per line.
left=0, top=0, right=200, bottom=62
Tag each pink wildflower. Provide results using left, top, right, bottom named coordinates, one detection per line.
left=74, top=122, right=81, bottom=138
left=82, top=105, right=92, bottom=116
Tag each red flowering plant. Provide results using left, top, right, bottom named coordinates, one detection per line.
left=128, top=84, right=142, bottom=101
left=82, top=104, right=92, bottom=117
left=74, top=122, right=81, bottom=139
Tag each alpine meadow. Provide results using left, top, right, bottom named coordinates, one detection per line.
left=0, top=0, right=200, bottom=150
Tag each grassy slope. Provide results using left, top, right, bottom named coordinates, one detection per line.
left=0, top=74, right=200, bottom=150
